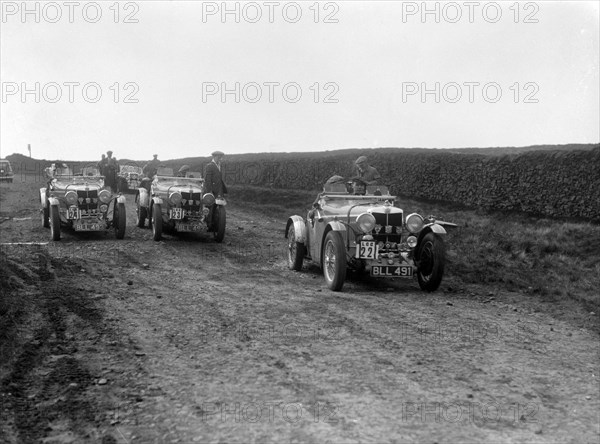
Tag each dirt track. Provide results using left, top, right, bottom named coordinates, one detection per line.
left=1, top=178, right=599, bottom=443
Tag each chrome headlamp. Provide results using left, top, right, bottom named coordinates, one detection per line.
left=169, top=192, right=182, bottom=205
left=406, top=213, right=424, bottom=233
left=202, top=193, right=215, bottom=206
left=98, top=189, right=112, bottom=204
left=65, top=191, right=78, bottom=205
left=407, top=236, right=418, bottom=248
left=356, top=213, right=376, bottom=233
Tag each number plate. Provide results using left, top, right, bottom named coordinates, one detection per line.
left=67, top=207, right=80, bottom=219
left=170, top=208, right=184, bottom=220
left=75, top=223, right=101, bottom=231
left=357, top=241, right=377, bottom=259
left=370, top=265, right=413, bottom=278
left=177, top=223, right=201, bottom=232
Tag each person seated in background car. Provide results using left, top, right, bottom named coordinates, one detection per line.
left=177, top=165, right=190, bottom=177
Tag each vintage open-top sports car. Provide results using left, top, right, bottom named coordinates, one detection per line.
left=40, top=163, right=126, bottom=241
left=117, top=164, right=143, bottom=193
left=136, top=168, right=226, bottom=242
left=285, top=179, right=456, bottom=292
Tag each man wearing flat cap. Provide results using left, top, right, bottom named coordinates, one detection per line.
left=105, top=150, right=119, bottom=191
left=143, top=154, right=160, bottom=180
left=354, top=155, right=381, bottom=185
left=203, top=151, right=227, bottom=197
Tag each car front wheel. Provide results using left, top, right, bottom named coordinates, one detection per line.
left=115, top=202, right=126, bottom=239
left=151, top=203, right=162, bottom=241
left=287, top=225, right=305, bottom=271
left=50, top=205, right=60, bottom=241
left=417, top=232, right=445, bottom=292
left=42, top=201, right=50, bottom=228
left=322, top=231, right=346, bottom=291
left=213, top=205, right=226, bottom=243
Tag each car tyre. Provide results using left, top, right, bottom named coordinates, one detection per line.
left=417, top=232, right=445, bottom=292
left=287, top=225, right=305, bottom=271
left=50, top=205, right=60, bottom=241
left=214, top=205, right=226, bottom=243
left=42, top=200, right=50, bottom=228
left=136, top=201, right=147, bottom=228
left=322, top=231, right=346, bottom=291
left=152, top=203, right=162, bottom=241
left=115, top=202, right=126, bottom=239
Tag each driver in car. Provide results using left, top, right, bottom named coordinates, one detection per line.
left=347, top=178, right=367, bottom=195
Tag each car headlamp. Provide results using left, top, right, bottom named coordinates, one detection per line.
left=169, top=192, right=182, bottom=205
left=406, top=213, right=424, bottom=233
left=98, top=189, right=112, bottom=204
left=202, top=193, right=215, bottom=206
left=65, top=191, right=78, bottom=205
left=100, top=204, right=108, bottom=213
left=407, top=236, right=418, bottom=248
left=356, top=213, right=376, bottom=233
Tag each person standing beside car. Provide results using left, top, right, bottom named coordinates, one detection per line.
left=105, top=150, right=119, bottom=192
left=203, top=151, right=227, bottom=197
left=354, top=155, right=381, bottom=185
left=97, top=154, right=107, bottom=177
left=143, top=154, right=160, bottom=179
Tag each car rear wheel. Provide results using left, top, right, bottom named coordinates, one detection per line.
left=136, top=201, right=146, bottom=228
left=42, top=201, right=50, bottom=228
left=417, top=232, right=445, bottom=292
left=213, top=205, right=226, bottom=243
left=322, top=231, right=346, bottom=291
left=152, top=203, right=162, bottom=241
left=115, top=202, right=126, bottom=239
left=287, top=225, right=305, bottom=271
left=50, top=205, right=60, bottom=241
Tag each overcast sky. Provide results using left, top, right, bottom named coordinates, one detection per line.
left=1, top=1, right=598, bottom=161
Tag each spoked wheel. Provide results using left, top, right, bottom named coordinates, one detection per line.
left=322, top=231, right=346, bottom=291
left=50, top=205, right=61, bottom=241
left=213, top=205, right=226, bottom=243
left=287, top=225, right=305, bottom=271
left=114, top=202, right=126, bottom=239
left=417, top=232, right=446, bottom=292
left=151, top=203, right=162, bottom=241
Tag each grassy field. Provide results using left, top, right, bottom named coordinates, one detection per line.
left=230, top=184, right=600, bottom=318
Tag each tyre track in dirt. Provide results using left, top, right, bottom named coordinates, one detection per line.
left=1, top=180, right=599, bottom=443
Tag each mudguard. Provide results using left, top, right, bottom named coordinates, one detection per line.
left=151, top=196, right=163, bottom=206
left=417, top=223, right=447, bottom=247
left=285, top=215, right=306, bottom=243
left=116, top=195, right=126, bottom=205
left=327, top=220, right=347, bottom=233
left=48, top=196, right=60, bottom=206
